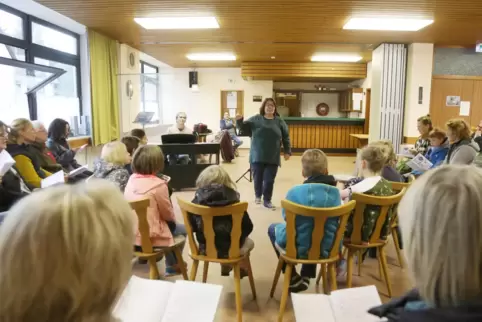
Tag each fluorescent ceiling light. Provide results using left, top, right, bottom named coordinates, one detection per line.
left=186, top=53, right=236, bottom=61
left=134, top=17, right=219, bottom=30
left=311, top=54, right=362, bottom=62
left=343, top=17, right=433, bottom=31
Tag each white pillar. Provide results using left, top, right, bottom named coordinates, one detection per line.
left=404, top=43, right=434, bottom=138
left=369, top=44, right=408, bottom=152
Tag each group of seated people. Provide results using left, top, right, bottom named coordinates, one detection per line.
left=2, top=114, right=482, bottom=321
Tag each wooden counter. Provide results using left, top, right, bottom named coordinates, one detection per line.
left=283, top=117, right=365, bottom=154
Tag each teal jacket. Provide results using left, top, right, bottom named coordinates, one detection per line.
left=237, top=114, right=291, bottom=166
left=275, top=183, right=341, bottom=259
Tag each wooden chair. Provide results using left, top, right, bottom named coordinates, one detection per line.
left=129, top=198, right=188, bottom=280
left=270, top=199, right=356, bottom=321
left=343, top=189, right=406, bottom=298
left=389, top=180, right=412, bottom=268
left=177, top=198, right=255, bottom=322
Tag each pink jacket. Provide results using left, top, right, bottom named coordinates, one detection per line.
left=124, top=174, right=175, bottom=247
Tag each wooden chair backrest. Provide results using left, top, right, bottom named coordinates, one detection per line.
left=350, top=188, right=406, bottom=244
left=177, top=198, right=249, bottom=259
left=390, top=181, right=411, bottom=192
left=129, top=198, right=152, bottom=253
left=281, top=199, right=356, bottom=260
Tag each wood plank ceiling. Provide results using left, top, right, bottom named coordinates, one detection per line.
left=36, top=0, right=482, bottom=67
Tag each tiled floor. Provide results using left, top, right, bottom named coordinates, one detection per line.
left=133, top=151, right=411, bottom=322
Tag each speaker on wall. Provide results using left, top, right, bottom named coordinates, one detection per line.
left=189, top=71, right=198, bottom=88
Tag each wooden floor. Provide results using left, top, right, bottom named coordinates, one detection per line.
left=132, top=150, right=412, bottom=322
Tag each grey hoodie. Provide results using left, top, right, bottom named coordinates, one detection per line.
left=93, top=159, right=130, bottom=192
left=445, top=139, right=480, bottom=165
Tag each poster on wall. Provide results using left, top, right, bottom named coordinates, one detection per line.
left=460, top=101, right=471, bottom=116
left=446, top=96, right=461, bottom=106
left=253, top=95, right=262, bottom=102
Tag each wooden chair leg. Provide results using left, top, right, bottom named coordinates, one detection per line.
left=357, top=250, right=362, bottom=276
left=190, top=260, right=199, bottom=281
left=391, top=227, right=404, bottom=268
left=246, top=256, right=257, bottom=300
left=233, top=263, right=243, bottom=322
left=202, top=261, right=210, bottom=283
left=342, top=247, right=348, bottom=257
left=321, top=263, right=328, bottom=294
left=379, top=247, right=393, bottom=297
left=377, top=250, right=383, bottom=281
left=278, top=264, right=293, bottom=322
left=173, top=247, right=188, bottom=280
left=270, top=258, right=284, bottom=298
left=346, top=249, right=354, bottom=288
left=315, top=264, right=323, bottom=285
left=328, top=263, right=337, bottom=292
left=148, top=257, right=160, bottom=280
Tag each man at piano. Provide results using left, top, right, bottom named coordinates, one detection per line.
left=165, top=112, right=193, bottom=165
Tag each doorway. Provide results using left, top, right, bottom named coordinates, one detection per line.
left=220, top=90, right=244, bottom=119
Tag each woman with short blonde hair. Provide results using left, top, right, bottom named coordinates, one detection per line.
left=369, top=165, right=482, bottom=320
left=6, top=118, right=52, bottom=188
left=371, top=140, right=404, bottom=182
left=301, top=149, right=328, bottom=177
left=445, top=118, right=479, bottom=165
left=93, top=141, right=131, bottom=191
left=0, top=181, right=134, bottom=322
left=131, top=145, right=164, bottom=175
left=196, top=164, right=237, bottom=190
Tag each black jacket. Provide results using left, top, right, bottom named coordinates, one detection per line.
left=369, top=289, right=482, bottom=322
left=303, top=173, right=336, bottom=186
left=46, top=138, right=81, bottom=171
left=0, top=168, right=30, bottom=212
left=6, top=144, right=48, bottom=180
left=189, top=184, right=253, bottom=258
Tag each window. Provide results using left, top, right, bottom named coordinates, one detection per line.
left=0, top=3, right=82, bottom=135
left=140, top=61, right=160, bottom=123
left=0, top=8, right=23, bottom=39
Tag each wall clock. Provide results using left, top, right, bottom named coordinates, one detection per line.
left=316, top=103, right=329, bottom=116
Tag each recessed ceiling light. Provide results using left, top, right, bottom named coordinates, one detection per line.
left=134, top=17, right=219, bottom=30
left=311, top=54, right=362, bottom=62
left=271, top=56, right=276, bottom=59
left=186, top=53, right=236, bottom=61
left=343, top=17, right=433, bottom=31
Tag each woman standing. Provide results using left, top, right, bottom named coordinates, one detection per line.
left=236, top=98, right=291, bottom=210
left=445, top=118, right=479, bottom=165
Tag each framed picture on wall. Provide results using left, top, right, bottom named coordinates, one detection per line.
left=446, top=95, right=461, bottom=106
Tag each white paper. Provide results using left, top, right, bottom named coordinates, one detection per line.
left=406, top=153, right=433, bottom=171
left=160, top=174, right=171, bottom=183
left=353, top=92, right=363, bottom=111
left=334, top=174, right=355, bottom=182
left=68, top=165, right=89, bottom=177
left=460, top=101, right=471, bottom=116
left=41, top=170, right=65, bottom=188
left=0, top=150, right=15, bottom=176
left=350, top=176, right=381, bottom=194
left=330, top=286, right=382, bottom=322
left=113, top=276, right=173, bottom=322
left=161, top=280, right=222, bottom=322
left=292, top=293, right=335, bottom=322
left=397, top=144, right=415, bottom=158
left=292, top=285, right=382, bottom=322
left=228, top=109, right=236, bottom=118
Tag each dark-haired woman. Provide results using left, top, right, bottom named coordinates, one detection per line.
left=46, top=119, right=92, bottom=177
left=236, top=98, right=291, bottom=210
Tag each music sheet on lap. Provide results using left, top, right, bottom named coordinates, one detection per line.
left=292, top=285, right=382, bottom=322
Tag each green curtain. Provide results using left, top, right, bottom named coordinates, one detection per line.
left=88, top=29, right=120, bottom=145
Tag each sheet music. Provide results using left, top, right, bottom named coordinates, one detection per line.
left=292, top=293, right=335, bottom=322
left=113, top=276, right=173, bottom=322
left=0, top=150, right=15, bottom=176
left=330, top=286, right=382, bottom=322
left=398, top=144, right=414, bottom=158
left=41, top=170, right=65, bottom=188
left=406, top=153, right=433, bottom=171
left=68, top=165, right=89, bottom=177
left=161, top=280, right=222, bottom=322
left=350, top=176, right=381, bottom=194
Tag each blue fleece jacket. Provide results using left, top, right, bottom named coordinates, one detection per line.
left=275, top=183, right=341, bottom=259
left=412, top=138, right=449, bottom=175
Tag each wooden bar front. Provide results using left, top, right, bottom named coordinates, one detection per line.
left=284, top=118, right=365, bottom=154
